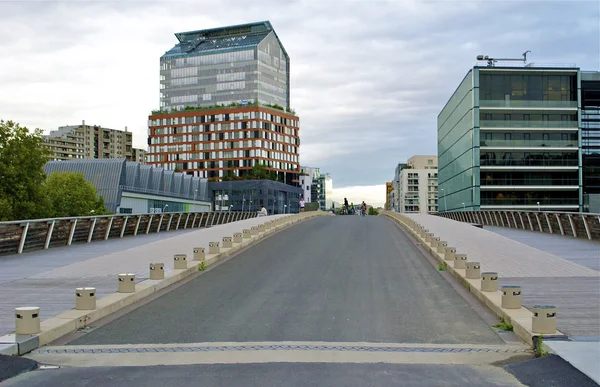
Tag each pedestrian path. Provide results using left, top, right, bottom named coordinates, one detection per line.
left=405, top=214, right=600, bottom=338
left=0, top=215, right=289, bottom=337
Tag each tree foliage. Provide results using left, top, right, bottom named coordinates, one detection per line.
left=0, top=120, right=52, bottom=221
left=44, top=172, right=106, bottom=218
left=245, top=163, right=279, bottom=181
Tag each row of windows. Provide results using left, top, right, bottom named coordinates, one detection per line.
left=148, top=140, right=298, bottom=154
left=150, top=113, right=298, bottom=127
left=151, top=149, right=299, bottom=163
left=162, top=50, right=255, bottom=70
left=153, top=159, right=298, bottom=172
left=479, top=73, right=577, bottom=102
left=149, top=131, right=298, bottom=146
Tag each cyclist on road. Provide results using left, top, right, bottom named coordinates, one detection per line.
left=360, top=201, right=367, bottom=217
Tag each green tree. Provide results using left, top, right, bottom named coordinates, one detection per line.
left=221, top=170, right=237, bottom=181
left=45, top=172, right=106, bottom=217
left=0, top=120, right=52, bottom=221
left=368, top=207, right=379, bottom=216
left=248, top=163, right=269, bottom=180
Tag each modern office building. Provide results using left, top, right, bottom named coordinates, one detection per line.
left=44, top=159, right=210, bottom=213
left=208, top=180, right=302, bottom=214
left=299, top=166, right=322, bottom=202
left=395, top=156, right=438, bottom=213
left=581, top=72, right=600, bottom=212
left=147, top=106, right=299, bottom=184
left=43, top=121, right=146, bottom=163
left=149, top=21, right=300, bottom=185
left=159, top=21, right=289, bottom=112
left=437, top=62, right=598, bottom=212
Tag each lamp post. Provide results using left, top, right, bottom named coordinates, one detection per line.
left=229, top=205, right=233, bottom=212
left=272, top=200, right=276, bottom=215
left=242, top=196, right=245, bottom=212
left=284, top=204, right=287, bottom=214
left=462, top=202, right=466, bottom=210
left=537, top=201, right=541, bottom=212
left=163, top=204, right=169, bottom=213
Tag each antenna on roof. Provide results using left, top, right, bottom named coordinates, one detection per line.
left=476, top=51, right=531, bottom=67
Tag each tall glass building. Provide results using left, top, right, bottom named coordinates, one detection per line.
left=438, top=65, right=590, bottom=212
left=160, top=21, right=290, bottom=111
left=581, top=72, right=600, bottom=212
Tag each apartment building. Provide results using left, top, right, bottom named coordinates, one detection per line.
left=396, top=156, right=438, bottom=213
left=438, top=62, right=599, bottom=212
left=43, top=121, right=146, bottom=163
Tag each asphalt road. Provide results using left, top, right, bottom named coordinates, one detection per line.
left=69, top=215, right=502, bottom=345
left=2, top=363, right=523, bottom=387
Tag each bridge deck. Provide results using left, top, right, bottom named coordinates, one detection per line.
left=407, top=214, right=600, bottom=338
left=0, top=215, right=285, bottom=337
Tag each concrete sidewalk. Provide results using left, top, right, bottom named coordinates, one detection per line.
left=0, top=215, right=291, bottom=339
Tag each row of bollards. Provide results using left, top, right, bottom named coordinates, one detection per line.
left=13, top=215, right=311, bottom=336
left=399, top=215, right=557, bottom=335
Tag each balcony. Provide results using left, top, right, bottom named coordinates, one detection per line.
left=480, top=139, right=578, bottom=148
left=480, top=120, right=578, bottom=129
left=479, top=100, right=577, bottom=109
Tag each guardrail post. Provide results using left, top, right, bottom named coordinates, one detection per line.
left=18, top=222, right=30, bottom=254
left=157, top=214, right=164, bottom=233
left=511, top=212, right=518, bottom=229
left=146, top=215, right=154, bottom=234
left=133, top=215, right=141, bottom=236
left=175, top=213, right=182, bottom=230
left=567, top=214, right=577, bottom=237
left=535, top=213, right=543, bottom=232
left=582, top=215, right=592, bottom=240
left=120, top=216, right=129, bottom=238
left=555, top=213, right=564, bottom=235
left=191, top=213, right=198, bottom=228
left=87, top=217, right=97, bottom=242
left=104, top=217, right=113, bottom=240
left=526, top=213, right=533, bottom=231
left=494, top=212, right=500, bottom=226
left=67, top=219, right=78, bottom=246
left=545, top=213, right=553, bottom=234
left=166, top=214, right=173, bottom=231
left=184, top=213, right=190, bottom=229
left=45, top=220, right=55, bottom=249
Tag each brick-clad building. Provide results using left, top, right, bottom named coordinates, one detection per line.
left=147, top=105, right=300, bottom=185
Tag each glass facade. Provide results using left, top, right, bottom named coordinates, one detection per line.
left=159, top=22, right=289, bottom=111
left=438, top=67, right=582, bottom=211
left=581, top=73, right=600, bottom=208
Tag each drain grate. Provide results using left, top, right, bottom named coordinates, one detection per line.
left=34, top=344, right=529, bottom=355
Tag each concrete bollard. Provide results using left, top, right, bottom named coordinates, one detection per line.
left=15, top=307, right=41, bottom=335
left=233, top=232, right=243, bottom=243
left=118, top=273, right=135, bottom=293
left=209, top=242, right=220, bottom=254
left=431, top=237, right=440, bottom=247
left=149, top=263, right=165, bottom=280
left=258, top=224, right=266, bottom=233
left=532, top=305, right=557, bottom=334
left=454, top=254, right=468, bottom=269
left=466, top=262, right=481, bottom=279
left=173, top=254, right=187, bottom=269
left=75, top=287, right=96, bottom=310
left=444, top=247, right=456, bottom=261
left=501, top=286, right=522, bottom=309
left=420, top=229, right=429, bottom=238
left=481, top=272, right=498, bottom=292
left=425, top=233, right=434, bottom=243
left=193, top=247, right=205, bottom=261
left=243, top=229, right=252, bottom=239
left=223, top=236, right=233, bottom=248
left=437, top=241, right=448, bottom=254
left=264, top=221, right=272, bottom=230
left=250, top=226, right=259, bottom=236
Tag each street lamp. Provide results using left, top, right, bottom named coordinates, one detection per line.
left=537, top=201, right=541, bottom=212
left=462, top=202, right=466, bottom=210
left=242, top=198, right=246, bottom=212
left=284, top=204, right=287, bottom=214
left=229, top=205, right=233, bottom=212
left=163, top=204, right=169, bottom=213
left=194, top=189, right=198, bottom=201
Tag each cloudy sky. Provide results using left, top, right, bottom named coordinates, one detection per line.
left=1, top=0, right=598, bottom=206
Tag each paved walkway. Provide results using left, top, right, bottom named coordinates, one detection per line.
left=406, top=214, right=600, bottom=338
left=0, top=215, right=288, bottom=337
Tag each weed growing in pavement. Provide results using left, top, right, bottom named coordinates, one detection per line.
left=438, top=263, right=447, bottom=271
left=198, top=260, right=206, bottom=271
left=493, top=317, right=514, bottom=331
left=534, top=335, right=549, bottom=358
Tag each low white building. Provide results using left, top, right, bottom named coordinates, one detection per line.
left=396, top=156, right=438, bottom=214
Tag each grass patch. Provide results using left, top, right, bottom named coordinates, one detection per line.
left=198, top=260, right=206, bottom=271
left=534, top=335, right=549, bottom=358
left=493, top=317, right=514, bottom=331
left=438, top=263, right=447, bottom=271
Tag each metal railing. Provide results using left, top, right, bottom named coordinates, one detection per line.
left=435, top=210, right=600, bottom=241
left=0, top=211, right=257, bottom=257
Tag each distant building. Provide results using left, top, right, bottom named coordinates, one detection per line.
left=438, top=62, right=600, bottom=212
left=396, top=156, right=438, bottom=214
left=385, top=182, right=393, bottom=210
left=44, top=159, right=210, bottom=214
left=299, top=166, right=321, bottom=202
left=43, top=121, right=146, bottom=163
left=207, top=180, right=302, bottom=214
left=132, top=148, right=147, bottom=164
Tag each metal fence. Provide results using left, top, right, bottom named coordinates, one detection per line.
left=435, top=210, right=600, bottom=241
left=0, top=211, right=257, bottom=257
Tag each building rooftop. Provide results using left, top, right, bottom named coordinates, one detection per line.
left=162, top=21, right=279, bottom=59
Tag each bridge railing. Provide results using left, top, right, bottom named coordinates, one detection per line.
left=435, top=210, right=600, bottom=241
left=0, top=211, right=257, bottom=257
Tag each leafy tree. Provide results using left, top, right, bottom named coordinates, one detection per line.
left=368, top=207, right=379, bottom=216
left=0, top=120, right=52, bottom=221
left=45, top=172, right=106, bottom=217
left=221, top=170, right=237, bottom=181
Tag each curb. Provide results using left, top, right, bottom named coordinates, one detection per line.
left=3, top=212, right=330, bottom=355
left=382, top=212, right=566, bottom=347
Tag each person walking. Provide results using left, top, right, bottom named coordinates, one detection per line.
left=299, top=197, right=305, bottom=213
